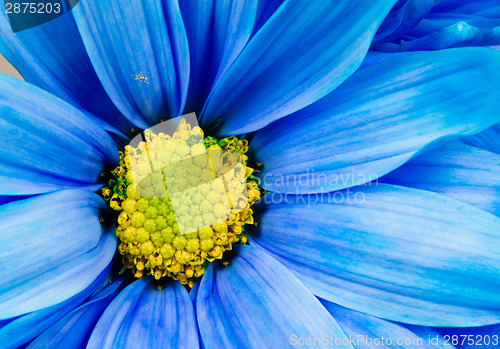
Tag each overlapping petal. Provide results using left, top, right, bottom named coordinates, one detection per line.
left=195, top=245, right=350, bottom=349
left=374, top=0, right=439, bottom=44
left=320, top=300, right=450, bottom=349
left=250, top=184, right=500, bottom=326
left=0, top=269, right=109, bottom=349
left=360, top=51, right=420, bottom=69
left=0, top=10, right=132, bottom=134
left=27, top=278, right=124, bottom=349
left=0, top=190, right=116, bottom=319
left=372, top=0, right=500, bottom=51
left=252, top=0, right=285, bottom=35
left=0, top=75, right=118, bottom=195
left=87, top=277, right=198, bottom=349
left=441, top=324, right=500, bottom=349
left=404, top=13, right=500, bottom=41
left=432, top=0, right=500, bottom=15
left=381, top=143, right=500, bottom=216
left=462, top=123, right=500, bottom=155
left=201, top=0, right=397, bottom=135
left=251, top=48, right=500, bottom=194
left=180, top=0, right=260, bottom=114
left=400, top=21, right=483, bottom=51
left=73, top=0, right=190, bottom=128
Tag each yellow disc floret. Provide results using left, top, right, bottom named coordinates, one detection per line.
left=102, top=119, right=260, bottom=287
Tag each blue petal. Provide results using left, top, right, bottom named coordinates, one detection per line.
left=400, top=22, right=483, bottom=51
left=252, top=0, right=285, bottom=35
left=189, top=278, right=200, bottom=302
left=195, top=245, right=351, bottom=349
left=381, top=143, right=500, bottom=216
left=0, top=75, right=118, bottom=195
left=320, top=299, right=450, bottom=349
left=201, top=0, right=397, bottom=135
left=376, top=1, right=500, bottom=48
left=432, top=0, right=500, bottom=19
left=73, top=0, right=190, bottom=128
left=432, top=0, right=500, bottom=14
left=27, top=278, right=124, bottom=349
left=482, top=27, right=500, bottom=46
left=0, top=190, right=116, bottom=319
left=0, top=194, right=35, bottom=206
left=370, top=42, right=402, bottom=53
left=0, top=268, right=110, bottom=349
left=360, top=51, right=421, bottom=69
left=462, top=123, right=500, bottom=155
left=408, top=13, right=500, bottom=40
left=370, top=1, right=500, bottom=50
left=251, top=48, right=500, bottom=194
left=180, top=0, right=261, bottom=115
left=374, top=0, right=439, bottom=44
left=404, top=326, right=451, bottom=348
left=87, top=277, right=199, bottom=348
left=178, top=0, right=214, bottom=115
left=250, top=184, right=500, bottom=326
left=0, top=11, right=132, bottom=135
left=440, top=325, right=500, bottom=349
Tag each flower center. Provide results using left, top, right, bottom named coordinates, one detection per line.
left=102, top=118, right=261, bottom=287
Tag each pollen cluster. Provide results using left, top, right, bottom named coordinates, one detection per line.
left=102, top=119, right=260, bottom=287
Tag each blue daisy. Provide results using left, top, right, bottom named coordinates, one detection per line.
left=0, top=1, right=499, bottom=348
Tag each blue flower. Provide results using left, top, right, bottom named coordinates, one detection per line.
left=0, top=1, right=499, bottom=348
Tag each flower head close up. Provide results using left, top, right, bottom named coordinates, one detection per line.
left=0, top=0, right=499, bottom=348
